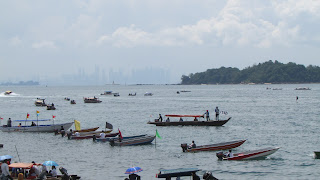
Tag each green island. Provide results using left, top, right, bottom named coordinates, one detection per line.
left=181, top=60, right=320, bottom=84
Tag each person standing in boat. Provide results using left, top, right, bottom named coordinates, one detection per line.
left=7, top=118, right=12, bottom=127
left=158, top=114, right=163, bottom=122
left=215, top=107, right=220, bottom=120
left=1, top=159, right=13, bottom=180
left=204, top=110, right=210, bottom=121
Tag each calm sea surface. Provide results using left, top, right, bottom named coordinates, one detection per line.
left=1, top=84, right=320, bottom=180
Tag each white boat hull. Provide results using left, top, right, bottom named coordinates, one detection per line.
left=0, top=122, right=74, bottom=132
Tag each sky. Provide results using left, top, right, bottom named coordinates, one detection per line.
left=1, top=0, right=320, bottom=84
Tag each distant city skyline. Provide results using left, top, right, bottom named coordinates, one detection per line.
left=26, top=66, right=172, bottom=86
left=1, top=1, right=320, bottom=84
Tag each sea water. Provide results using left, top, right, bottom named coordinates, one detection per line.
left=0, top=84, right=320, bottom=180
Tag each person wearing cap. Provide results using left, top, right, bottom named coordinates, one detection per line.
left=205, top=110, right=210, bottom=121
left=1, top=159, right=13, bottom=180
left=215, top=107, right=220, bottom=120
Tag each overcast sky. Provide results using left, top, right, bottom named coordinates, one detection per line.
left=1, top=0, right=320, bottom=84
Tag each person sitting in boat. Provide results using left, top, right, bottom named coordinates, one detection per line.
left=226, top=149, right=233, bottom=158
left=100, top=130, right=106, bottom=139
left=166, top=117, right=170, bottom=122
left=31, top=122, right=36, bottom=126
left=158, top=114, right=163, bottom=122
left=194, top=117, right=198, bottom=121
left=18, top=123, right=22, bottom=127
left=179, top=117, right=183, bottom=122
left=7, top=118, right=12, bottom=127
left=188, top=141, right=196, bottom=149
left=48, top=165, right=57, bottom=177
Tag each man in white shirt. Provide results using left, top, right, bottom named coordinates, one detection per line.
left=51, top=166, right=57, bottom=177
left=100, top=131, right=106, bottom=139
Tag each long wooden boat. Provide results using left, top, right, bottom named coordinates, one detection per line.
left=0, top=120, right=73, bottom=132
left=94, top=134, right=147, bottom=142
left=216, top=147, right=280, bottom=160
left=314, top=151, right=320, bottom=159
left=74, top=127, right=99, bottom=133
left=69, top=131, right=117, bottom=140
left=109, top=135, right=155, bottom=146
left=156, top=168, right=201, bottom=179
left=148, top=114, right=231, bottom=126
left=181, top=139, right=246, bottom=152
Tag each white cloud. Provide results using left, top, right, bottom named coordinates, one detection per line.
left=32, top=41, right=57, bottom=49
left=9, top=36, right=22, bottom=47
left=94, top=0, right=317, bottom=48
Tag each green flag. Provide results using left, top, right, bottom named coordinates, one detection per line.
left=156, top=129, right=162, bottom=139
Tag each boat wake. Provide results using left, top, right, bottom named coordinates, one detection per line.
left=0, top=92, right=20, bottom=97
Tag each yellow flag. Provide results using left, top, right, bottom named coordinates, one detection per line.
left=74, top=120, right=81, bottom=130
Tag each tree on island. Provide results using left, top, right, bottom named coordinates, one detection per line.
left=181, top=60, right=320, bottom=84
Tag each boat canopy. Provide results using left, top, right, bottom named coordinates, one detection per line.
left=165, top=115, right=204, bottom=118
left=9, top=163, right=34, bottom=169
left=157, top=168, right=201, bottom=178
left=13, top=119, right=51, bottom=122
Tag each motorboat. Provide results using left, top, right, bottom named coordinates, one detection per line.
left=148, top=114, right=231, bottom=126
left=70, top=100, right=76, bottom=104
left=83, top=97, right=102, bottom=103
left=95, top=134, right=147, bottom=142
left=128, top=93, right=136, bottom=96
left=4, top=91, right=12, bottom=95
left=35, top=98, right=47, bottom=106
left=295, top=87, right=311, bottom=90
left=109, top=134, right=155, bottom=146
left=0, top=119, right=73, bottom=132
left=144, top=92, right=153, bottom=96
left=181, top=140, right=246, bottom=152
left=216, top=147, right=280, bottom=160
left=101, top=91, right=113, bottom=95
left=113, top=92, right=120, bottom=97
left=47, top=103, right=56, bottom=110
left=64, top=97, right=70, bottom=101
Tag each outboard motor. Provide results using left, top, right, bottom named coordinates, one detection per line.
left=181, top=143, right=188, bottom=152
left=59, top=167, right=69, bottom=180
left=92, top=135, right=96, bottom=141
left=216, top=152, right=224, bottom=160
left=203, top=171, right=219, bottom=180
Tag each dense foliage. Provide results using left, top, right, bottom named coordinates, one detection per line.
left=181, top=60, right=320, bottom=84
